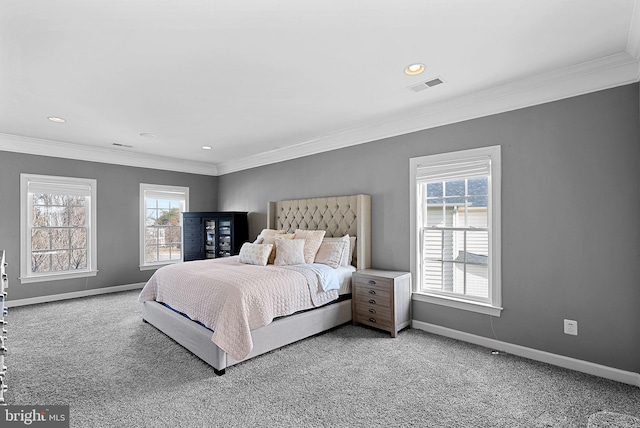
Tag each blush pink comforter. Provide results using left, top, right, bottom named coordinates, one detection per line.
left=138, top=256, right=339, bottom=360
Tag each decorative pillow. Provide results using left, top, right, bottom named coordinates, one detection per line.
left=321, top=235, right=354, bottom=266
left=314, top=240, right=347, bottom=269
left=238, top=243, right=273, bottom=266
left=253, top=228, right=285, bottom=244
left=262, top=233, right=295, bottom=264
left=274, top=238, right=306, bottom=266
left=294, top=229, right=326, bottom=264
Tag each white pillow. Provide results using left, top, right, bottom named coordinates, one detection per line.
left=294, top=229, right=326, bottom=264
left=314, top=240, right=347, bottom=269
left=274, top=238, right=306, bottom=266
left=262, top=233, right=295, bottom=264
left=321, top=235, right=355, bottom=267
left=253, top=228, right=285, bottom=244
left=238, top=243, right=273, bottom=266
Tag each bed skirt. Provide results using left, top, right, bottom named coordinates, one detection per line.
left=141, top=298, right=352, bottom=374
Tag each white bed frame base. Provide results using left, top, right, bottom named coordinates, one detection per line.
left=142, top=194, right=371, bottom=375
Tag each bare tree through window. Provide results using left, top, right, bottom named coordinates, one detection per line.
left=31, top=193, right=87, bottom=273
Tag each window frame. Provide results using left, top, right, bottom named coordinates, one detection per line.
left=19, top=173, right=98, bottom=284
left=410, top=146, right=502, bottom=316
left=139, top=183, right=189, bottom=271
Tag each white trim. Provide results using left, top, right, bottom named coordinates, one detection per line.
left=0, top=53, right=638, bottom=176
left=412, top=292, right=502, bottom=317
left=412, top=320, right=640, bottom=388
left=20, top=173, right=98, bottom=284
left=0, top=133, right=218, bottom=176
left=5, top=282, right=145, bottom=308
left=19, top=270, right=98, bottom=284
left=139, top=183, right=189, bottom=270
left=216, top=52, right=639, bottom=175
left=410, top=146, right=501, bottom=314
left=627, top=0, right=640, bottom=61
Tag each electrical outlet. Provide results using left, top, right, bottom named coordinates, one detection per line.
left=564, top=319, right=578, bottom=336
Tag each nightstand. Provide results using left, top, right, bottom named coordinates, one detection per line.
left=352, top=269, right=411, bottom=337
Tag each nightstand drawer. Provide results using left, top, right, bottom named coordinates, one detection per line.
left=354, top=283, right=391, bottom=303
left=355, top=310, right=391, bottom=329
left=355, top=293, right=391, bottom=310
left=354, top=276, right=392, bottom=289
left=355, top=303, right=391, bottom=319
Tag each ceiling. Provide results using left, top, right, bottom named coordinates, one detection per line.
left=1, top=0, right=639, bottom=176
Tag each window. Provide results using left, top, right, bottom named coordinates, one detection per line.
left=140, top=184, right=189, bottom=270
left=410, top=146, right=502, bottom=316
left=20, top=174, right=97, bottom=283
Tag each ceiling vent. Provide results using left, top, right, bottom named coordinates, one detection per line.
left=112, top=142, right=133, bottom=148
left=408, top=77, right=444, bottom=93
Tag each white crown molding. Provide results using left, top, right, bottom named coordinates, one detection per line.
left=1, top=52, right=638, bottom=177
left=0, top=133, right=218, bottom=176
left=216, top=51, right=640, bottom=175
left=627, top=0, right=640, bottom=61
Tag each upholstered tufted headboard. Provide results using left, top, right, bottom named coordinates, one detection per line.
left=266, top=194, right=371, bottom=270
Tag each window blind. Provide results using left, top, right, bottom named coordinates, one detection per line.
left=416, top=156, right=491, bottom=182
left=27, top=179, right=93, bottom=197
left=144, top=189, right=187, bottom=201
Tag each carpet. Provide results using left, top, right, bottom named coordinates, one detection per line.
left=6, top=290, right=640, bottom=427
left=588, top=412, right=640, bottom=428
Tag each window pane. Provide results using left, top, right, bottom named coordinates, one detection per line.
left=69, top=207, right=85, bottom=226
left=158, top=209, right=170, bottom=225
left=51, top=228, right=70, bottom=250
left=68, top=195, right=86, bottom=207
left=51, top=250, right=70, bottom=271
left=32, top=229, right=50, bottom=251
left=466, top=265, right=488, bottom=298
left=49, top=206, right=68, bottom=227
left=426, top=206, right=443, bottom=227
left=157, top=199, right=170, bottom=209
left=468, top=177, right=488, bottom=195
left=158, top=245, right=171, bottom=261
left=422, top=261, right=443, bottom=291
left=466, top=231, right=489, bottom=261
left=32, top=252, right=50, bottom=273
left=423, top=229, right=443, bottom=260
left=51, top=194, right=67, bottom=206
left=70, top=228, right=87, bottom=249
left=146, top=198, right=157, bottom=209
left=146, top=209, right=158, bottom=226
left=33, top=193, right=48, bottom=206
left=71, top=249, right=87, bottom=270
left=33, top=206, right=48, bottom=227
left=467, top=196, right=488, bottom=208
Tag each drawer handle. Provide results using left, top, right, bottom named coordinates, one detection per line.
left=368, top=308, right=376, bottom=314
left=368, top=299, right=376, bottom=305
left=368, top=280, right=376, bottom=285
left=368, top=290, right=376, bottom=295
left=368, top=318, right=376, bottom=323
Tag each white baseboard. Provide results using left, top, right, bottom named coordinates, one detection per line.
left=6, top=283, right=145, bottom=308
left=412, top=320, right=640, bottom=388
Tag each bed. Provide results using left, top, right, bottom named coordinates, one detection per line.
left=140, top=194, right=371, bottom=374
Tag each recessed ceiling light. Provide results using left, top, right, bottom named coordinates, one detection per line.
left=404, top=63, right=425, bottom=75
left=139, top=132, right=156, bottom=138
left=201, top=146, right=212, bottom=150
left=47, top=116, right=66, bottom=123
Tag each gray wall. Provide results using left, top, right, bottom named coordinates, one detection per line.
left=0, top=151, right=218, bottom=301
left=218, top=83, right=640, bottom=373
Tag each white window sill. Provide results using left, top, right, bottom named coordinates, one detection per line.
left=20, top=270, right=98, bottom=284
left=412, top=292, right=503, bottom=317
left=139, top=261, right=182, bottom=271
